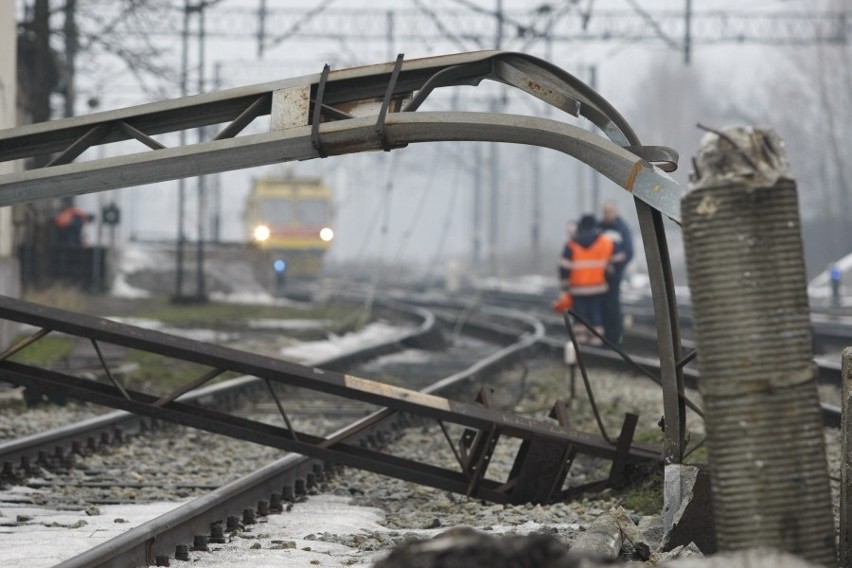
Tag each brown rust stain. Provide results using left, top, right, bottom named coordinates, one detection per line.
left=525, top=79, right=545, bottom=93
left=524, top=79, right=558, bottom=104
left=625, top=162, right=643, bottom=191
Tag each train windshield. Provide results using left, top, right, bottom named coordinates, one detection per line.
left=298, top=199, right=329, bottom=225
left=261, top=200, right=296, bottom=224
left=258, top=198, right=328, bottom=226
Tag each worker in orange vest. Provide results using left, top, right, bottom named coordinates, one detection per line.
left=55, top=206, right=94, bottom=247
left=556, top=214, right=622, bottom=345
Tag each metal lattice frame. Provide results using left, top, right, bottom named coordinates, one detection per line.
left=0, top=50, right=687, bottom=463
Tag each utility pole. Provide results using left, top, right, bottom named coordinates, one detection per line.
left=684, top=0, right=692, bottom=65
left=487, top=0, right=503, bottom=275
left=257, top=0, right=267, bottom=58
left=530, top=144, right=541, bottom=270
left=195, top=1, right=208, bottom=301
left=530, top=33, right=553, bottom=271
left=386, top=10, right=395, bottom=61
left=63, top=0, right=77, bottom=119
left=588, top=64, right=600, bottom=215
left=24, top=0, right=56, bottom=290
left=210, top=62, right=223, bottom=243
left=174, top=0, right=211, bottom=302
left=174, top=0, right=190, bottom=301
left=472, top=144, right=482, bottom=266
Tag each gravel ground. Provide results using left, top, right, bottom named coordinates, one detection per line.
left=0, top=339, right=842, bottom=567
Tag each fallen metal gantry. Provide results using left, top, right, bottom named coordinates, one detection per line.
left=0, top=50, right=684, bottom=498
left=0, top=295, right=660, bottom=504
left=0, top=49, right=687, bottom=462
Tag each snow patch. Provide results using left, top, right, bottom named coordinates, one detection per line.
left=110, top=272, right=152, bottom=299
left=247, top=318, right=333, bottom=330
left=279, top=321, right=410, bottom=364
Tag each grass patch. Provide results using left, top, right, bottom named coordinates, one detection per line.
left=123, top=349, right=241, bottom=394
left=684, top=436, right=708, bottom=464
left=24, top=286, right=90, bottom=312
left=616, top=463, right=663, bottom=516
left=8, top=335, right=75, bottom=366
left=633, top=427, right=664, bottom=446
left=130, top=298, right=360, bottom=331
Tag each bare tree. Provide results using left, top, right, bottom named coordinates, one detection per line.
left=761, top=3, right=852, bottom=273
left=15, top=0, right=176, bottom=290
left=17, top=0, right=177, bottom=126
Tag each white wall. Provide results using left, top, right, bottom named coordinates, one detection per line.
left=0, top=0, right=20, bottom=345
left=0, top=0, right=17, bottom=255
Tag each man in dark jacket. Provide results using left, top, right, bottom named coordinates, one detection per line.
left=599, top=200, right=632, bottom=345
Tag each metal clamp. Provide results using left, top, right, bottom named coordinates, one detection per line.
left=311, top=64, right=331, bottom=158
left=376, top=54, right=405, bottom=152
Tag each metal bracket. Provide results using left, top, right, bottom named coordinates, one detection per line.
left=376, top=53, right=404, bottom=151
left=311, top=64, right=331, bottom=158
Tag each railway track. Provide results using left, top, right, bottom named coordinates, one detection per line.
left=4, top=282, right=845, bottom=566
left=0, top=301, right=434, bottom=482
left=3, top=294, right=655, bottom=567
left=468, top=286, right=846, bottom=425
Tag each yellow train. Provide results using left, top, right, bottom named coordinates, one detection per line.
left=244, top=176, right=334, bottom=279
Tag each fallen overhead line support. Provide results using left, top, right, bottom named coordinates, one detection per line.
left=0, top=295, right=660, bottom=506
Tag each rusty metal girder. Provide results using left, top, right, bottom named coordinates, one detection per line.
left=0, top=49, right=687, bottom=463
left=0, top=51, right=681, bottom=222
left=0, top=295, right=660, bottom=504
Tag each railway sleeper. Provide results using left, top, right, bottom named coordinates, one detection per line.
left=3, top=359, right=659, bottom=505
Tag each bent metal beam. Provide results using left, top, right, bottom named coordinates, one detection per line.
left=0, top=49, right=687, bottom=463
left=0, top=112, right=682, bottom=222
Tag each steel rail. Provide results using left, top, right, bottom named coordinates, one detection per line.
left=54, top=303, right=841, bottom=567
left=0, top=294, right=658, bottom=500
left=480, top=288, right=843, bottom=427
left=536, top=334, right=842, bottom=429
left=52, top=304, right=579, bottom=568
left=0, top=301, right=434, bottom=474
left=0, top=49, right=687, bottom=461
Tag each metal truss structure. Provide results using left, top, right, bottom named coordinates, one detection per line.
left=0, top=50, right=687, bottom=498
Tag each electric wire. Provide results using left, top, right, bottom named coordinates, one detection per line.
left=567, top=309, right=705, bottom=418
left=422, top=149, right=462, bottom=283
left=358, top=152, right=400, bottom=326
left=561, top=310, right=614, bottom=444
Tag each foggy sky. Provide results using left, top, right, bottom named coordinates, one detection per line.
left=64, top=0, right=837, bottom=280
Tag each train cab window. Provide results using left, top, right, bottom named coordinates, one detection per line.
left=262, top=199, right=296, bottom=224
left=298, top=199, right=329, bottom=225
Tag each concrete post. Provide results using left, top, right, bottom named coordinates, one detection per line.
left=681, top=126, right=835, bottom=565
left=842, top=347, right=852, bottom=567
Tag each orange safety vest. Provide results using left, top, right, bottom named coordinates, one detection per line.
left=55, top=207, right=88, bottom=229
left=565, top=234, right=613, bottom=295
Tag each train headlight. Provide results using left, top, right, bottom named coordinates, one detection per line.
left=319, top=227, right=334, bottom=242
left=253, top=224, right=271, bottom=242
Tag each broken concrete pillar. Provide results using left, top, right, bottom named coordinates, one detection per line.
left=571, top=511, right=624, bottom=559
left=661, top=464, right=716, bottom=554
left=571, top=507, right=650, bottom=560
left=681, top=126, right=835, bottom=565
left=841, top=346, right=852, bottom=567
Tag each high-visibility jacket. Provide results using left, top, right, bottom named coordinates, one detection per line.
left=55, top=207, right=89, bottom=229
left=559, top=233, right=614, bottom=295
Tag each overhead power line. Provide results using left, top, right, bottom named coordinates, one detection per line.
left=144, top=7, right=850, bottom=52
